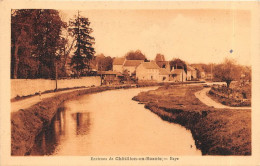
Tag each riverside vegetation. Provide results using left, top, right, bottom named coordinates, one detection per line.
left=208, top=82, right=251, bottom=107
left=132, top=85, right=251, bottom=155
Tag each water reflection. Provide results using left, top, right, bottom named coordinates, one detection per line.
left=30, top=87, right=201, bottom=156
left=30, top=105, right=91, bottom=155
left=72, top=112, right=91, bottom=135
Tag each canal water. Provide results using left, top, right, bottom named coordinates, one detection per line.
left=30, top=87, right=201, bottom=156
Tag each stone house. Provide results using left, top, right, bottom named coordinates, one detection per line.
left=123, top=60, right=144, bottom=76
left=156, top=61, right=171, bottom=72
left=112, top=57, right=126, bottom=73
left=171, top=69, right=187, bottom=82
left=187, top=66, right=197, bottom=81
left=159, top=68, right=171, bottom=81
left=136, top=61, right=160, bottom=81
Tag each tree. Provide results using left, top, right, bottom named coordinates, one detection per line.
left=125, top=50, right=147, bottom=61
left=11, top=10, right=35, bottom=78
left=195, top=68, right=201, bottom=79
left=69, top=11, right=95, bottom=77
left=213, top=58, right=241, bottom=88
left=155, top=53, right=165, bottom=62
left=95, top=54, right=113, bottom=71
left=243, top=66, right=251, bottom=82
left=33, top=10, right=67, bottom=79
left=169, top=58, right=187, bottom=72
left=11, top=9, right=66, bottom=79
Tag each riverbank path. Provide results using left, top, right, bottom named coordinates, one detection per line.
left=11, top=88, right=89, bottom=113
left=195, top=88, right=251, bottom=109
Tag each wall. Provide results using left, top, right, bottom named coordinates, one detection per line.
left=159, top=74, right=169, bottom=82
left=187, top=71, right=192, bottom=81
left=11, top=76, right=101, bottom=98
left=137, top=68, right=159, bottom=81
left=136, top=65, right=161, bottom=81
left=123, top=66, right=136, bottom=76
left=113, top=65, right=123, bottom=73
left=191, top=70, right=197, bottom=79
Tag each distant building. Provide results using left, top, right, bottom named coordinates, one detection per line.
left=136, top=61, right=160, bottom=81
left=156, top=61, right=171, bottom=72
left=123, top=60, right=144, bottom=76
left=112, top=58, right=144, bottom=76
left=171, top=69, right=187, bottom=82
left=187, top=66, right=197, bottom=80
left=113, top=57, right=126, bottom=73
left=97, top=71, right=123, bottom=85
left=200, top=71, right=206, bottom=79
left=159, top=68, right=171, bottom=81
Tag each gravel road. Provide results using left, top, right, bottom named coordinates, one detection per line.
left=195, top=88, right=251, bottom=109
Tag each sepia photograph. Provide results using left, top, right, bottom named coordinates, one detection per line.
left=1, top=1, right=260, bottom=166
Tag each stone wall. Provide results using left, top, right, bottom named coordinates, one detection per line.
left=11, top=77, right=101, bottom=98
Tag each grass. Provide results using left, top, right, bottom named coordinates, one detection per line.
left=132, top=84, right=251, bottom=155
left=208, top=83, right=251, bottom=107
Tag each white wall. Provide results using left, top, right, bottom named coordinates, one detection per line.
left=11, top=76, right=101, bottom=98
left=187, top=71, right=192, bottom=80
left=113, top=65, right=123, bottom=73
left=191, top=70, right=197, bottom=79
left=136, top=65, right=159, bottom=81
left=123, top=66, right=136, bottom=75
left=159, top=75, right=169, bottom=81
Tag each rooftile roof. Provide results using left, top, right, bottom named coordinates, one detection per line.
left=113, top=58, right=125, bottom=65
left=123, top=60, right=144, bottom=67
left=156, top=61, right=169, bottom=68
left=141, top=61, right=160, bottom=69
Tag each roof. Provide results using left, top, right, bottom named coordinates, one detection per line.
left=159, top=68, right=170, bottom=75
left=140, top=61, right=160, bottom=69
left=113, top=58, right=125, bottom=65
left=156, top=61, right=169, bottom=68
left=187, top=66, right=196, bottom=71
left=172, top=69, right=184, bottom=75
left=97, top=71, right=122, bottom=76
left=123, top=60, right=144, bottom=67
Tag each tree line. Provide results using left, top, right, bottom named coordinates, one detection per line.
left=11, top=9, right=251, bottom=86
left=11, top=9, right=95, bottom=79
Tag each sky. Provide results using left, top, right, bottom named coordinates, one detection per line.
left=60, top=9, right=251, bottom=65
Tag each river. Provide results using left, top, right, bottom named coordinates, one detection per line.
left=30, top=87, right=201, bottom=156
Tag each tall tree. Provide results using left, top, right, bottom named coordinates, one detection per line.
left=11, top=9, right=66, bottom=79
left=213, top=58, right=241, bottom=88
left=69, top=11, right=95, bottom=77
left=95, top=54, right=113, bottom=71
left=125, top=50, right=147, bottom=61
left=32, top=10, right=66, bottom=78
left=11, top=10, right=35, bottom=78
left=169, top=58, right=187, bottom=72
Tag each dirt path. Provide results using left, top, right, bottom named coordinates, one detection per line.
left=195, top=88, right=251, bottom=109
left=11, top=88, right=89, bottom=113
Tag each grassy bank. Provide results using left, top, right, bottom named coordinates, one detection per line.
left=11, top=85, right=136, bottom=156
left=208, top=84, right=251, bottom=107
left=132, top=85, right=251, bottom=155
